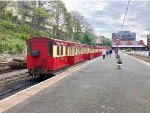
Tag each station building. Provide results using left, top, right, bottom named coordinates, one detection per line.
left=112, top=40, right=146, bottom=51
left=112, top=31, right=136, bottom=41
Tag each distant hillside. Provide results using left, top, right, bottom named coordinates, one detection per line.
left=0, top=20, right=49, bottom=54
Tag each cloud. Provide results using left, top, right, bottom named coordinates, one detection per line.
left=63, top=0, right=150, bottom=43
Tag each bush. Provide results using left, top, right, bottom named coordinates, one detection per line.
left=0, top=20, right=14, bottom=29
left=19, top=25, right=30, bottom=33
left=126, top=48, right=132, bottom=52
left=15, top=34, right=28, bottom=40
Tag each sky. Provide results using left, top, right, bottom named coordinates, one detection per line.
left=63, top=0, right=150, bottom=43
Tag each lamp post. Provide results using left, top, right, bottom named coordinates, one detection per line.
left=116, top=38, right=118, bottom=54
left=116, top=37, right=122, bottom=69
left=115, top=37, right=119, bottom=57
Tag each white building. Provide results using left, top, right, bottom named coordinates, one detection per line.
left=95, top=35, right=105, bottom=44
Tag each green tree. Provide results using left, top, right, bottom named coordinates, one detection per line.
left=0, top=1, right=10, bottom=17
left=81, top=32, right=95, bottom=45
left=47, top=1, right=69, bottom=39
left=17, top=1, right=33, bottom=23
left=71, top=11, right=83, bottom=41
left=63, top=12, right=73, bottom=40
left=103, top=38, right=112, bottom=46
left=3, top=9, right=13, bottom=21
left=32, top=7, right=50, bottom=29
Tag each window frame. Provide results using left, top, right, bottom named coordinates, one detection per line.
left=48, top=41, right=53, bottom=56
left=61, top=46, right=63, bottom=55
left=66, top=46, right=68, bottom=55
left=57, top=46, right=60, bottom=56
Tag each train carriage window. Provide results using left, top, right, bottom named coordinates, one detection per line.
left=71, top=47, right=73, bottom=55
left=70, top=47, right=72, bottom=55
left=61, top=46, right=63, bottom=55
left=28, top=42, right=31, bottom=54
left=79, top=48, right=81, bottom=54
left=77, top=47, right=80, bottom=54
left=68, top=47, right=70, bottom=55
left=70, top=46, right=74, bottom=55
left=82, top=48, right=84, bottom=53
left=79, top=47, right=80, bottom=54
left=75, top=47, right=77, bottom=54
left=57, top=46, right=60, bottom=56
left=66, top=46, right=68, bottom=55
left=74, top=47, right=75, bottom=54
left=48, top=42, right=53, bottom=55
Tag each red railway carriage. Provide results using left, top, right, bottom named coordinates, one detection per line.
left=83, top=44, right=90, bottom=60
left=27, top=36, right=103, bottom=76
left=89, top=46, right=103, bottom=59
left=67, top=42, right=76, bottom=65
left=89, top=46, right=94, bottom=59
left=74, top=43, right=84, bottom=63
left=93, top=46, right=100, bottom=58
left=67, top=42, right=84, bottom=65
left=27, top=37, right=70, bottom=75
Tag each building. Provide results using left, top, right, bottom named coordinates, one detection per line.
left=111, top=31, right=146, bottom=50
left=112, top=40, right=146, bottom=51
left=112, top=31, right=136, bottom=41
left=147, top=34, right=150, bottom=49
left=95, top=35, right=105, bottom=45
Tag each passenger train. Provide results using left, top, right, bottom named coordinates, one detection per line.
left=26, top=37, right=103, bottom=77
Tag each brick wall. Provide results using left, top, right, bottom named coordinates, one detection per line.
left=147, top=34, right=150, bottom=49
left=147, top=38, right=150, bottom=49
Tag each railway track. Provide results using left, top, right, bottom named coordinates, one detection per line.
left=0, top=77, right=43, bottom=100
left=0, top=72, right=32, bottom=99
left=0, top=73, right=46, bottom=100
left=127, top=52, right=150, bottom=63
left=0, top=68, right=24, bottom=75
left=0, top=59, right=26, bottom=75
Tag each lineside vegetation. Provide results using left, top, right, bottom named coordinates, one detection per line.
left=0, top=1, right=96, bottom=54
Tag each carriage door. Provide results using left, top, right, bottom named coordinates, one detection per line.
left=31, top=41, right=48, bottom=69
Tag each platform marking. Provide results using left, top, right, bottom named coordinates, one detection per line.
left=0, top=57, right=99, bottom=113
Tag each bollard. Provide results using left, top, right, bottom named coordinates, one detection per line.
left=116, top=55, right=122, bottom=69
left=117, top=59, right=122, bottom=69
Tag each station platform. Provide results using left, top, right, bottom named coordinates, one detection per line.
left=1, top=52, right=150, bottom=113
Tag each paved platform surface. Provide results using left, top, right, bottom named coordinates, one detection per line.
left=3, top=53, right=150, bottom=113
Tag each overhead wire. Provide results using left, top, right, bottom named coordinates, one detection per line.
left=116, top=0, right=131, bottom=55
left=119, top=0, right=131, bottom=37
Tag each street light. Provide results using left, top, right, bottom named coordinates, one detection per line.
left=115, top=37, right=119, bottom=56
left=116, top=37, right=122, bottom=69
